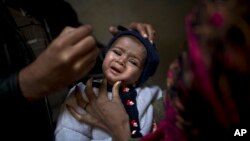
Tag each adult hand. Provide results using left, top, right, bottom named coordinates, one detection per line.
left=19, top=25, right=99, bottom=100
left=109, top=22, right=156, bottom=44
left=67, top=78, right=130, bottom=141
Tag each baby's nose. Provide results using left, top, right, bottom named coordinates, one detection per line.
left=117, top=56, right=127, bottom=66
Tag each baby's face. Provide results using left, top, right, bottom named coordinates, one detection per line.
left=102, top=36, right=146, bottom=85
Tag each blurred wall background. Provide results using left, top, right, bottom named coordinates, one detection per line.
left=65, top=0, right=195, bottom=89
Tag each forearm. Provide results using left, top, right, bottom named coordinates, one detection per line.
left=19, top=64, right=51, bottom=100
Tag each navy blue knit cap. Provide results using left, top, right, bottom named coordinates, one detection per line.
left=105, top=26, right=160, bottom=86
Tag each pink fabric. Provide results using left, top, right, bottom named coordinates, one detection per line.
left=210, top=12, right=225, bottom=28
left=185, top=14, right=229, bottom=128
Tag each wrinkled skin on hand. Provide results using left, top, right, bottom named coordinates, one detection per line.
left=19, top=25, right=99, bottom=100
left=67, top=79, right=130, bottom=141
left=66, top=22, right=157, bottom=141
left=19, top=22, right=156, bottom=100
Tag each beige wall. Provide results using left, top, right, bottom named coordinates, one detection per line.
left=66, top=0, right=195, bottom=88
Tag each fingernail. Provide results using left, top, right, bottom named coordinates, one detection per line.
left=115, top=81, right=122, bottom=87
left=109, top=26, right=114, bottom=31
left=83, top=24, right=92, bottom=29
left=150, top=40, right=154, bottom=44
left=143, top=34, right=148, bottom=38
left=117, top=81, right=122, bottom=85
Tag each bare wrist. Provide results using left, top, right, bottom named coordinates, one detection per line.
left=112, top=123, right=130, bottom=141
left=19, top=65, right=49, bottom=100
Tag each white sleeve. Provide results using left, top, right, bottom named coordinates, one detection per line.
left=55, top=127, right=91, bottom=141
left=148, top=85, right=163, bottom=100
left=136, top=85, right=163, bottom=135
left=54, top=82, right=92, bottom=141
left=139, top=104, right=154, bottom=135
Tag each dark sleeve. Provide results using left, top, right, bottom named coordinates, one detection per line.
left=0, top=72, right=26, bottom=102
left=0, top=6, right=30, bottom=102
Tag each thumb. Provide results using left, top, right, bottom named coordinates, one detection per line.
left=112, top=81, right=121, bottom=100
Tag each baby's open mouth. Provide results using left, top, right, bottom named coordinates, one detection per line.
left=110, top=66, right=121, bottom=74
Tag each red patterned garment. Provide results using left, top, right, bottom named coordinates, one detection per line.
left=142, top=0, right=250, bottom=140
